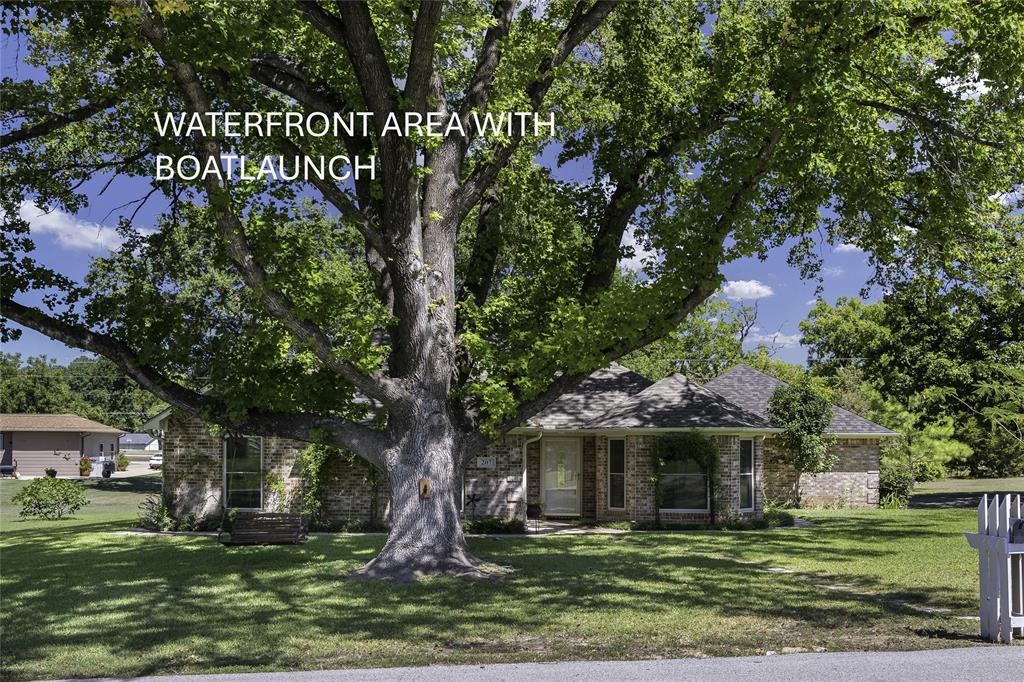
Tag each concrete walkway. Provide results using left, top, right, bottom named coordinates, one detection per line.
left=53, top=647, right=1023, bottom=682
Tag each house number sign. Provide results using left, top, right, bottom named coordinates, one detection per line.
left=476, top=456, right=496, bottom=469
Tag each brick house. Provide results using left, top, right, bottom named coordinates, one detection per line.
left=145, top=364, right=893, bottom=527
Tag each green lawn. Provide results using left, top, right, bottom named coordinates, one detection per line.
left=913, top=477, right=1024, bottom=495
left=0, top=477, right=1004, bottom=681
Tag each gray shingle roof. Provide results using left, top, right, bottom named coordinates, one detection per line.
left=585, top=374, right=773, bottom=430
left=527, top=363, right=653, bottom=429
left=704, top=365, right=895, bottom=435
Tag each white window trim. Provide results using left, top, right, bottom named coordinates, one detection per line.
left=739, top=438, right=755, bottom=512
left=607, top=438, right=626, bottom=510
left=223, top=435, right=264, bottom=510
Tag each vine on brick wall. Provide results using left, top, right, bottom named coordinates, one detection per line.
left=767, top=384, right=837, bottom=474
left=651, top=432, right=720, bottom=527
left=297, top=444, right=386, bottom=527
left=296, top=443, right=333, bottom=522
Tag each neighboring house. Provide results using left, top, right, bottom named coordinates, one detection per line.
left=146, top=364, right=894, bottom=526
left=0, top=414, right=125, bottom=477
left=119, top=433, right=162, bottom=452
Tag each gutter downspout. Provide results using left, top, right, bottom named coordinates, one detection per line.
left=522, top=432, right=542, bottom=521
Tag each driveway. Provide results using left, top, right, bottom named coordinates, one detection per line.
left=55, top=647, right=1024, bottom=682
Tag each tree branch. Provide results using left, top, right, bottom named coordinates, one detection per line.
left=404, top=0, right=445, bottom=113
left=451, top=0, right=620, bottom=224
left=854, top=98, right=1004, bottom=149
left=461, top=183, right=503, bottom=308
left=136, top=1, right=407, bottom=408
left=0, top=95, right=119, bottom=148
left=0, top=298, right=388, bottom=460
left=295, top=1, right=399, bottom=132
left=460, top=0, right=516, bottom=122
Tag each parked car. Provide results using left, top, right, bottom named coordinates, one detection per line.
left=148, top=454, right=163, bottom=470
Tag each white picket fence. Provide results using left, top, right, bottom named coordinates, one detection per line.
left=965, top=493, right=1024, bottom=643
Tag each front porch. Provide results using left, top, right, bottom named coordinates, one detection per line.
left=466, top=432, right=766, bottom=526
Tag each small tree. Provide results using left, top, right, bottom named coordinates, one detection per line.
left=652, top=432, right=720, bottom=526
left=767, top=384, right=837, bottom=497
left=12, top=478, right=90, bottom=519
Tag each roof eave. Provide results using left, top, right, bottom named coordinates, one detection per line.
left=508, top=426, right=783, bottom=435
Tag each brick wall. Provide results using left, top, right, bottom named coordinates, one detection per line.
left=164, top=413, right=383, bottom=525
left=463, top=435, right=526, bottom=519
left=764, top=436, right=881, bottom=507
left=581, top=436, right=597, bottom=520
left=591, top=434, right=764, bottom=524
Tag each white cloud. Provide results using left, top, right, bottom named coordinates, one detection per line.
left=17, top=201, right=133, bottom=252
left=805, top=298, right=818, bottom=306
left=618, top=228, right=660, bottom=274
left=989, top=187, right=1023, bottom=207
left=722, top=279, right=774, bottom=301
left=834, top=242, right=863, bottom=253
left=822, top=266, right=844, bottom=278
left=938, top=74, right=990, bottom=101
left=747, top=329, right=802, bottom=348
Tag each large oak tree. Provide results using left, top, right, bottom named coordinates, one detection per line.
left=2, top=0, right=1022, bottom=579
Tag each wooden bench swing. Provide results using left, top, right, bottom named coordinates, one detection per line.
left=218, top=510, right=309, bottom=546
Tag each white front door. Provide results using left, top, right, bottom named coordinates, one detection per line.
left=542, top=438, right=581, bottom=515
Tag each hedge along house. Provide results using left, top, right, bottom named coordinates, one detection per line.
left=147, top=363, right=895, bottom=527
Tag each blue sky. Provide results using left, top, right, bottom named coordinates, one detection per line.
left=2, top=32, right=879, bottom=369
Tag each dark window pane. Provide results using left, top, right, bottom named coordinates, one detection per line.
left=661, top=457, right=703, bottom=475
left=660, top=474, right=707, bottom=509
left=225, top=436, right=262, bottom=509
left=609, top=473, right=625, bottom=508
left=740, top=475, right=753, bottom=509
left=609, top=440, right=625, bottom=474
left=226, top=436, right=261, bottom=473
left=226, top=472, right=261, bottom=508
left=740, top=440, right=753, bottom=474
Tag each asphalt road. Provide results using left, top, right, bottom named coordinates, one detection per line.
left=55, top=647, right=1024, bottom=682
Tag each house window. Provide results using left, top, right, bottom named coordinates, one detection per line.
left=740, top=439, right=754, bottom=511
left=608, top=439, right=625, bottom=510
left=224, top=436, right=263, bottom=509
left=659, top=456, right=708, bottom=511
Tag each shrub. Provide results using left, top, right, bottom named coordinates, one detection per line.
left=880, top=492, right=908, bottom=510
left=116, top=452, right=130, bottom=471
left=911, top=456, right=946, bottom=482
left=763, top=499, right=796, bottom=527
left=879, top=456, right=914, bottom=506
left=44, top=468, right=57, bottom=478
left=311, top=518, right=388, bottom=533
left=462, top=516, right=526, bottom=534
left=12, top=478, right=89, bottom=519
left=78, top=455, right=92, bottom=476
left=137, top=494, right=175, bottom=531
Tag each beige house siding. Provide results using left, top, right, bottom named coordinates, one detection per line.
left=763, top=436, right=881, bottom=507
left=2, top=431, right=119, bottom=476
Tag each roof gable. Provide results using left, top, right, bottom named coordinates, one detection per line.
left=704, top=365, right=895, bottom=435
left=586, top=374, right=773, bottom=430
left=527, top=363, right=653, bottom=429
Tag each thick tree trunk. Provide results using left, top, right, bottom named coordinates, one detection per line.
left=349, top=409, right=502, bottom=582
